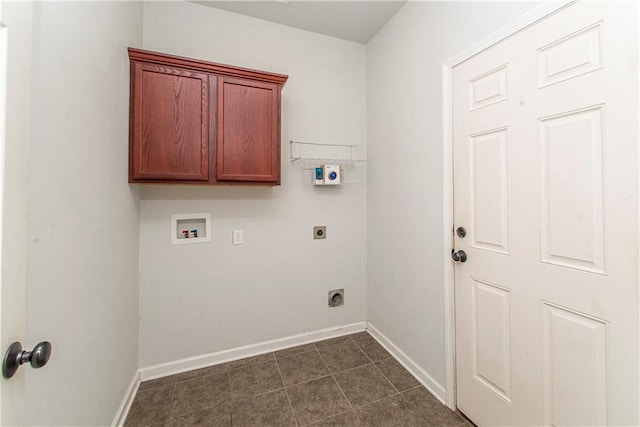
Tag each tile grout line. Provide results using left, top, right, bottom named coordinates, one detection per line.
left=273, top=352, right=300, bottom=427
left=348, top=335, right=392, bottom=367
left=171, top=369, right=232, bottom=421
left=330, top=368, right=356, bottom=412
left=275, top=348, right=318, bottom=362
left=351, top=333, right=394, bottom=365
left=308, top=391, right=416, bottom=426
left=354, top=334, right=421, bottom=404
left=166, top=379, right=178, bottom=424
left=275, top=342, right=317, bottom=358
left=316, top=344, right=360, bottom=421
left=403, top=384, right=423, bottom=393
left=315, top=346, right=356, bottom=415
left=282, top=374, right=333, bottom=390
left=228, top=353, right=276, bottom=372
left=309, top=392, right=422, bottom=427
left=227, top=363, right=231, bottom=420
left=307, top=408, right=354, bottom=426
left=349, top=335, right=403, bottom=402
left=353, top=391, right=407, bottom=410
left=350, top=334, right=376, bottom=366
left=319, top=333, right=399, bottom=417
left=329, top=362, right=374, bottom=376
left=370, top=358, right=404, bottom=399
left=314, top=347, right=337, bottom=385
left=138, top=371, right=220, bottom=422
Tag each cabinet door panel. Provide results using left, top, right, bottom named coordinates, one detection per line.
left=130, top=62, right=209, bottom=181
left=216, top=77, right=280, bottom=183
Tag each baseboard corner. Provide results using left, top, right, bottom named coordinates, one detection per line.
left=112, top=370, right=140, bottom=427
left=366, top=322, right=448, bottom=404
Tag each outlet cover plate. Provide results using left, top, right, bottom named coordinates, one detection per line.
left=313, top=226, right=326, bottom=239
left=233, top=229, right=243, bottom=245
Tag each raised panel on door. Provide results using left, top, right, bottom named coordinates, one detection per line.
left=539, top=105, right=605, bottom=274
left=130, top=62, right=209, bottom=181
left=537, top=22, right=602, bottom=88
left=472, top=279, right=512, bottom=402
left=542, top=302, right=608, bottom=426
left=468, top=64, right=508, bottom=110
left=470, top=128, right=510, bottom=254
left=216, top=77, right=280, bottom=183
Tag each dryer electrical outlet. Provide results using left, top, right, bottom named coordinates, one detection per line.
left=313, top=226, right=326, bottom=240
left=328, top=289, right=344, bottom=307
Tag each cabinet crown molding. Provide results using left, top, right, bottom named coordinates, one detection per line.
left=128, top=48, right=288, bottom=86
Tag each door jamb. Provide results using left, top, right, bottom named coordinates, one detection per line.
left=441, top=0, right=578, bottom=410
left=0, top=9, right=7, bottom=423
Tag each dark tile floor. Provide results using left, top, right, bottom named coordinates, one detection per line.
left=125, top=332, right=472, bottom=426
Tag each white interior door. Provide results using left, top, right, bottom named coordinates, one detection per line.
left=0, top=1, right=32, bottom=424
left=453, top=1, right=638, bottom=425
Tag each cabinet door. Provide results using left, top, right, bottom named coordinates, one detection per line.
left=130, top=62, right=210, bottom=181
left=216, top=77, right=281, bottom=183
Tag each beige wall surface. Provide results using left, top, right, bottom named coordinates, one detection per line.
left=138, top=1, right=368, bottom=369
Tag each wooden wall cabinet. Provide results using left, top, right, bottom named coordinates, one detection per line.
left=128, top=48, right=287, bottom=185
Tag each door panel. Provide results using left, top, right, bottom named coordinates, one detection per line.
left=453, top=2, right=638, bottom=425
left=542, top=302, right=608, bottom=427
left=540, top=105, right=605, bottom=273
left=0, top=1, right=32, bottom=424
left=471, top=128, right=510, bottom=254
left=537, top=22, right=602, bottom=88
left=469, top=64, right=508, bottom=110
left=472, top=279, right=512, bottom=402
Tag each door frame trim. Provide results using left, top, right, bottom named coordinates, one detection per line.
left=440, top=0, right=578, bottom=410
left=0, top=16, right=6, bottom=425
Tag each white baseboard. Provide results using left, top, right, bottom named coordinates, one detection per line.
left=139, top=321, right=367, bottom=381
left=112, top=370, right=140, bottom=427
left=115, top=320, right=447, bottom=425
left=366, top=322, right=448, bottom=405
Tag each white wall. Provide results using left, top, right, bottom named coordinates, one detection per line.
left=25, top=2, right=142, bottom=425
left=366, top=1, right=541, bottom=395
left=138, top=2, right=367, bottom=368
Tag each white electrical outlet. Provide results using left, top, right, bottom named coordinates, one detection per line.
left=232, top=230, right=243, bottom=245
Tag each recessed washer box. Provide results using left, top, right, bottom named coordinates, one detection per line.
left=171, top=213, right=211, bottom=245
